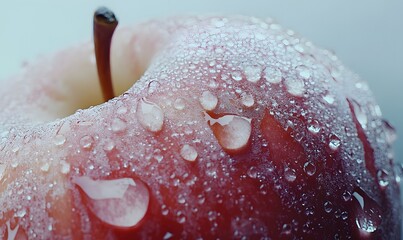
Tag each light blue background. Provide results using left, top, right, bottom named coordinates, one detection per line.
left=0, top=0, right=402, bottom=207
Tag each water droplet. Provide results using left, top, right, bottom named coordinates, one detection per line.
left=285, top=77, right=305, bottom=96
left=281, top=223, right=292, bottom=235
left=199, top=91, right=218, bottom=111
left=147, top=80, right=161, bottom=94
left=284, top=167, right=297, bottom=182
left=307, top=120, right=321, bottom=134
left=231, top=71, right=243, bottom=81
left=352, top=188, right=382, bottom=235
left=80, top=135, right=94, bottom=149
left=342, top=191, right=352, bottom=201
left=54, top=134, right=66, bottom=146
left=296, top=65, right=311, bottom=80
left=173, top=98, right=186, bottom=110
left=244, top=65, right=262, bottom=82
left=323, top=94, right=335, bottom=105
left=324, top=201, right=333, bottom=213
left=40, top=163, right=50, bottom=172
left=303, top=162, right=316, bottom=176
left=6, top=220, right=20, bottom=240
left=377, top=169, right=389, bottom=188
left=60, top=160, right=70, bottom=174
left=247, top=166, right=258, bottom=178
left=176, top=211, right=186, bottom=223
left=264, top=66, right=282, bottom=84
left=161, top=204, right=169, bottom=216
left=205, top=113, right=252, bottom=154
left=111, top=118, right=127, bottom=132
left=328, top=134, right=341, bottom=151
left=137, top=98, right=164, bottom=133
left=240, top=92, right=255, bottom=107
left=103, top=139, right=115, bottom=151
left=180, top=144, right=198, bottom=162
left=350, top=100, right=368, bottom=129
left=163, top=232, right=174, bottom=240
left=73, top=176, right=150, bottom=228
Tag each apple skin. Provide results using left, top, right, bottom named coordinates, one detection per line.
left=0, top=15, right=401, bottom=239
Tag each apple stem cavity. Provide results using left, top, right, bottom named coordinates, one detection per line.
left=93, top=7, right=118, bottom=102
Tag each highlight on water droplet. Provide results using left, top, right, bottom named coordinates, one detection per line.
left=328, top=134, right=341, bottom=151
left=284, top=77, right=305, bottom=96
left=352, top=188, right=382, bottom=236
left=73, top=176, right=150, bottom=228
left=80, top=135, right=94, bottom=149
left=54, top=134, right=66, bottom=146
left=111, top=118, right=127, bottom=133
left=303, top=162, right=316, bottom=176
left=264, top=66, right=282, bottom=84
left=136, top=98, right=164, bottom=133
left=204, top=112, right=252, bottom=154
left=199, top=91, right=218, bottom=111
left=284, top=167, right=297, bottom=182
left=180, top=144, right=198, bottom=162
left=307, top=119, right=321, bottom=134
left=296, top=65, right=311, bottom=80
left=231, top=71, right=243, bottom=81
left=244, top=65, right=262, bottom=83
left=240, top=92, right=255, bottom=107
left=377, top=169, right=389, bottom=189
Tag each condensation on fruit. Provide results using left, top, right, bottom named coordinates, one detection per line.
left=73, top=176, right=150, bottom=228
left=136, top=98, right=164, bottom=133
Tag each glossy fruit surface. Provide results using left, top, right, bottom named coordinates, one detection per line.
left=0, top=16, right=401, bottom=239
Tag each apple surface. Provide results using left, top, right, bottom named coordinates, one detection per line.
left=0, top=14, right=401, bottom=239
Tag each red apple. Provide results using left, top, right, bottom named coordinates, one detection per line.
left=0, top=9, right=401, bottom=239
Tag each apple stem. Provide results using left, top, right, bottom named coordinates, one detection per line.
left=93, top=7, right=118, bottom=102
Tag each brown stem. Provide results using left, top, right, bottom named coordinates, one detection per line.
left=93, top=7, right=118, bottom=102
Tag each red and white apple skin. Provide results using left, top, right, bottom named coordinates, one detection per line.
left=0, top=15, right=401, bottom=239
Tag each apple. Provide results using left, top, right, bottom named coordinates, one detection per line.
left=0, top=7, right=401, bottom=239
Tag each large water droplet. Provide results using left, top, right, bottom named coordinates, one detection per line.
left=285, top=77, right=305, bottom=96
left=111, top=118, right=127, bottom=132
left=352, top=188, right=382, bottom=235
left=231, top=71, right=243, bottom=81
left=303, top=162, right=316, bottom=176
left=180, top=144, right=198, bottom=162
left=173, top=98, right=186, bottom=110
left=324, top=201, right=333, bottom=213
left=307, top=120, right=321, bottom=134
left=240, top=92, right=255, bottom=107
left=296, top=65, right=311, bottom=80
left=350, top=100, right=368, bottom=129
left=323, top=94, right=335, bottom=105
left=60, top=160, right=70, bottom=174
left=284, top=167, right=297, bottom=182
left=73, top=176, right=150, bottom=228
left=137, top=98, right=164, bottom=133
left=54, top=134, right=66, bottom=146
left=205, top=113, right=252, bottom=154
left=244, top=65, right=262, bottom=83
left=199, top=91, right=218, bottom=111
left=264, top=66, right=282, bottom=84
left=80, top=135, right=94, bottom=149
left=328, top=134, right=341, bottom=151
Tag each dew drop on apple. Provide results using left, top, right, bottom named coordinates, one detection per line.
left=324, top=201, right=333, bottom=213
left=103, top=138, right=115, bottom=151
left=231, top=71, right=243, bottom=81
left=244, top=65, right=262, bottom=83
left=73, top=176, right=150, bottom=228
left=111, top=118, right=127, bottom=132
left=328, top=134, right=341, bottom=151
left=180, top=144, right=198, bottom=161
left=281, top=223, right=292, bottom=235
left=136, top=98, right=164, bottom=133
left=342, top=190, right=352, bottom=202
left=264, top=66, right=282, bottom=84
left=199, top=91, right=218, bottom=111
left=296, top=65, right=311, bottom=80
left=205, top=113, right=252, bottom=153
left=80, top=135, right=94, bottom=149
left=240, top=92, right=255, bottom=107
left=303, top=162, right=316, bottom=176
left=376, top=169, right=389, bottom=188
left=173, top=98, right=186, bottom=110
left=284, top=167, right=297, bottom=182
left=40, top=163, right=50, bottom=172
left=60, top=160, right=70, bottom=174
left=352, top=189, right=382, bottom=235
left=285, top=77, right=305, bottom=96
left=323, top=94, right=335, bottom=105
left=163, top=232, right=174, bottom=240
left=307, top=120, right=321, bottom=134
left=176, top=211, right=186, bottom=224
left=54, top=134, right=66, bottom=146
